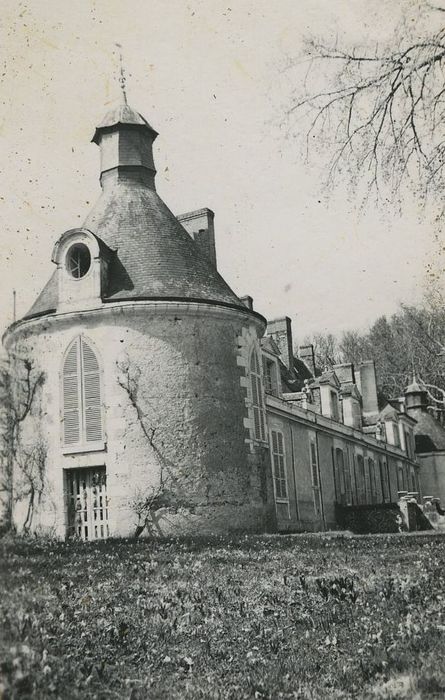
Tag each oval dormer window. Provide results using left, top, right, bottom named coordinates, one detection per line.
left=66, top=243, right=91, bottom=279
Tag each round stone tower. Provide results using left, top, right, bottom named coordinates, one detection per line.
left=3, top=101, right=274, bottom=539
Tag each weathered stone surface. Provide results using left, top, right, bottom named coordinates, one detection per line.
left=6, top=301, right=272, bottom=537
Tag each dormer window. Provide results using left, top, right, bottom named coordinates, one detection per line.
left=330, top=390, right=339, bottom=421
left=66, top=243, right=91, bottom=279
left=52, top=228, right=112, bottom=313
left=263, top=356, right=279, bottom=396
left=392, top=421, right=401, bottom=447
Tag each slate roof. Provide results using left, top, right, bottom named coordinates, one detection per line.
left=309, top=370, right=340, bottom=389
left=92, top=104, right=157, bottom=143
left=409, top=407, right=445, bottom=453
left=405, top=378, right=426, bottom=395
left=24, top=180, right=247, bottom=319
left=277, top=355, right=314, bottom=393
left=26, top=272, right=58, bottom=318
left=379, top=404, right=399, bottom=421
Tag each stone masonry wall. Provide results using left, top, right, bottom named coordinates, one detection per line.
left=6, top=301, right=272, bottom=537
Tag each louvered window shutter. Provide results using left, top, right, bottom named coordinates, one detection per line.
left=271, top=430, right=288, bottom=499
left=81, top=338, right=103, bottom=443
left=63, top=339, right=81, bottom=445
left=250, top=349, right=266, bottom=441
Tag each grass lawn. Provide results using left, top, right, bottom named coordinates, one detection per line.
left=1, top=532, right=445, bottom=699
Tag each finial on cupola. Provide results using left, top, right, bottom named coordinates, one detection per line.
left=115, top=42, right=128, bottom=105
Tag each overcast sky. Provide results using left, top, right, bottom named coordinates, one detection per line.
left=0, top=0, right=439, bottom=345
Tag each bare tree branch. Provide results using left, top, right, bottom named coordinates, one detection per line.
left=287, top=20, right=445, bottom=202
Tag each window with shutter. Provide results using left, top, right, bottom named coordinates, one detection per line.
left=250, top=349, right=266, bottom=442
left=63, top=340, right=81, bottom=445
left=344, top=450, right=353, bottom=505
left=368, top=458, right=377, bottom=504
left=62, top=336, right=104, bottom=450
left=356, top=454, right=366, bottom=504
left=271, top=430, right=288, bottom=500
left=410, top=467, right=417, bottom=492
left=310, top=440, right=322, bottom=516
left=379, top=459, right=390, bottom=503
left=335, top=448, right=346, bottom=505
left=397, top=465, right=406, bottom=492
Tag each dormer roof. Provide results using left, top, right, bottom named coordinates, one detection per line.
left=260, top=336, right=281, bottom=356
left=379, top=404, right=399, bottom=421
left=310, top=370, right=341, bottom=390
left=341, top=383, right=362, bottom=401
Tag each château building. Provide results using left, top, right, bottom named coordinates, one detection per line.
left=1, top=99, right=434, bottom=539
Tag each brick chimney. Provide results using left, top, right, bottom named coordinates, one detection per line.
left=267, top=317, right=293, bottom=370
left=177, top=208, right=217, bottom=268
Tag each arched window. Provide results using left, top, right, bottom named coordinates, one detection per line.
left=62, top=336, right=103, bottom=448
left=250, top=348, right=266, bottom=441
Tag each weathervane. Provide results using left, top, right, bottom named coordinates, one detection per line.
left=115, top=43, right=127, bottom=105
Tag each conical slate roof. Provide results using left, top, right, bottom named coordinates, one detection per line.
left=24, top=182, right=245, bottom=318
left=23, top=102, right=252, bottom=320
left=82, top=181, right=244, bottom=305
left=410, top=408, right=445, bottom=452
left=405, top=379, right=426, bottom=395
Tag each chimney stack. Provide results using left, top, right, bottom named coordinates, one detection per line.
left=267, top=317, right=293, bottom=370
left=299, top=345, right=316, bottom=378
left=357, top=360, right=379, bottom=422
left=177, top=208, right=217, bottom=268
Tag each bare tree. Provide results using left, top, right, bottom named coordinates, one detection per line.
left=14, top=441, right=47, bottom=533
left=0, top=352, right=45, bottom=531
left=288, top=5, right=445, bottom=203
left=303, top=332, right=342, bottom=372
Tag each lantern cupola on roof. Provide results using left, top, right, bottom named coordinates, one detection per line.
left=92, top=99, right=158, bottom=190
left=405, top=373, right=429, bottom=411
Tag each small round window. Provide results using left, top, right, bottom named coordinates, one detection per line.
left=66, top=243, right=91, bottom=279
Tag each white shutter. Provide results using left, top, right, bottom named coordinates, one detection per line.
left=250, top=349, right=266, bottom=441
left=63, top=340, right=81, bottom=445
left=81, top=338, right=103, bottom=443
left=271, top=430, right=288, bottom=500
left=259, top=380, right=266, bottom=441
